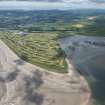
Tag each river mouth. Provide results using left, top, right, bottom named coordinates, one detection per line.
left=59, top=35, right=105, bottom=105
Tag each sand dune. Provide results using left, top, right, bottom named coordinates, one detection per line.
left=0, top=39, right=90, bottom=105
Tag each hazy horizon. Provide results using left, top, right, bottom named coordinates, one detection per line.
left=0, top=0, right=105, bottom=10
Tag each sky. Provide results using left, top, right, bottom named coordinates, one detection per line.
left=0, top=0, right=105, bottom=10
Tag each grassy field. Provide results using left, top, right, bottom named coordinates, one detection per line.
left=0, top=31, right=67, bottom=73
left=71, top=16, right=105, bottom=37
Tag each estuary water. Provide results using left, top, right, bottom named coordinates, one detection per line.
left=59, top=35, right=105, bottom=104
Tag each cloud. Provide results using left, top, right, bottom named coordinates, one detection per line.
left=0, top=0, right=62, bottom=1
left=89, top=0, right=105, bottom=3
left=0, top=0, right=104, bottom=10
left=0, top=0, right=104, bottom=4
left=0, top=0, right=87, bottom=3
left=0, top=1, right=71, bottom=10
left=89, top=0, right=105, bottom=7
left=62, top=0, right=86, bottom=3
left=0, top=0, right=57, bottom=1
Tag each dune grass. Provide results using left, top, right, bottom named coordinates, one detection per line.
left=0, top=31, right=67, bottom=73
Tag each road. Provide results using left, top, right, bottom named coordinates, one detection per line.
left=0, top=39, right=90, bottom=105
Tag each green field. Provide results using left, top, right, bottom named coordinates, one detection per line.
left=0, top=31, right=67, bottom=73
left=71, top=16, right=105, bottom=37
